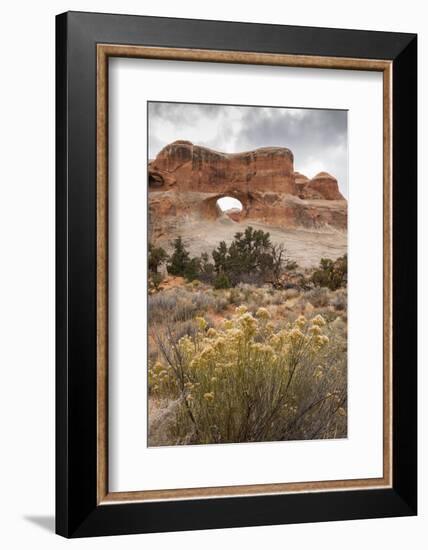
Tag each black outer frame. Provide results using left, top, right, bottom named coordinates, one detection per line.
left=56, top=11, right=417, bottom=538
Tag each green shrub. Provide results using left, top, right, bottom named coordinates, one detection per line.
left=148, top=243, right=168, bottom=274
left=214, top=273, right=231, bottom=289
left=212, top=227, right=292, bottom=286
left=311, top=255, right=347, bottom=290
left=183, top=257, right=201, bottom=282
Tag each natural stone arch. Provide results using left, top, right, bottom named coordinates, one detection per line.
left=148, top=141, right=347, bottom=236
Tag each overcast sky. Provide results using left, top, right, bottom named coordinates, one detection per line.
left=148, top=102, right=348, bottom=197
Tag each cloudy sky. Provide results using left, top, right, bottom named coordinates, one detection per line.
left=148, top=102, right=348, bottom=197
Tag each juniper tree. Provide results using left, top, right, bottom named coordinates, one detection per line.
left=148, top=243, right=168, bottom=274
left=167, top=236, right=190, bottom=276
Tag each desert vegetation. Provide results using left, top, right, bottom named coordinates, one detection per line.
left=148, top=227, right=347, bottom=446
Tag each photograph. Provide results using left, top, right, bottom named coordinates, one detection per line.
left=147, top=101, right=348, bottom=446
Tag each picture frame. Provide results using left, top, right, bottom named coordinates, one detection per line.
left=56, top=11, right=417, bottom=538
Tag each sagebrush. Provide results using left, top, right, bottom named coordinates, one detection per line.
left=149, top=307, right=347, bottom=445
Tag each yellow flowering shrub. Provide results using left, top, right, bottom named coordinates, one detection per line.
left=149, top=307, right=346, bottom=444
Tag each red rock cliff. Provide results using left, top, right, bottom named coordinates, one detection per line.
left=148, top=141, right=347, bottom=238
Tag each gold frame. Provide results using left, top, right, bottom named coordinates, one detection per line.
left=96, top=44, right=392, bottom=505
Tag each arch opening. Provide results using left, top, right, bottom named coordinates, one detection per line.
left=216, top=196, right=243, bottom=217
left=200, top=194, right=246, bottom=221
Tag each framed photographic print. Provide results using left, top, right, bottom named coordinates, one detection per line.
left=56, top=11, right=417, bottom=537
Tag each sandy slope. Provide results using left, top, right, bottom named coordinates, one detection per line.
left=156, top=215, right=347, bottom=268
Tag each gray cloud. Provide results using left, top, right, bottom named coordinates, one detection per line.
left=148, top=102, right=348, bottom=197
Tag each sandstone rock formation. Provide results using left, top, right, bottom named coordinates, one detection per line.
left=149, top=140, right=296, bottom=194
left=296, top=171, right=344, bottom=201
left=148, top=141, right=347, bottom=245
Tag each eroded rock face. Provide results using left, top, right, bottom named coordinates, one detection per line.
left=148, top=141, right=347, bottom=241
left=149, top=141, right=296, bottom=194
